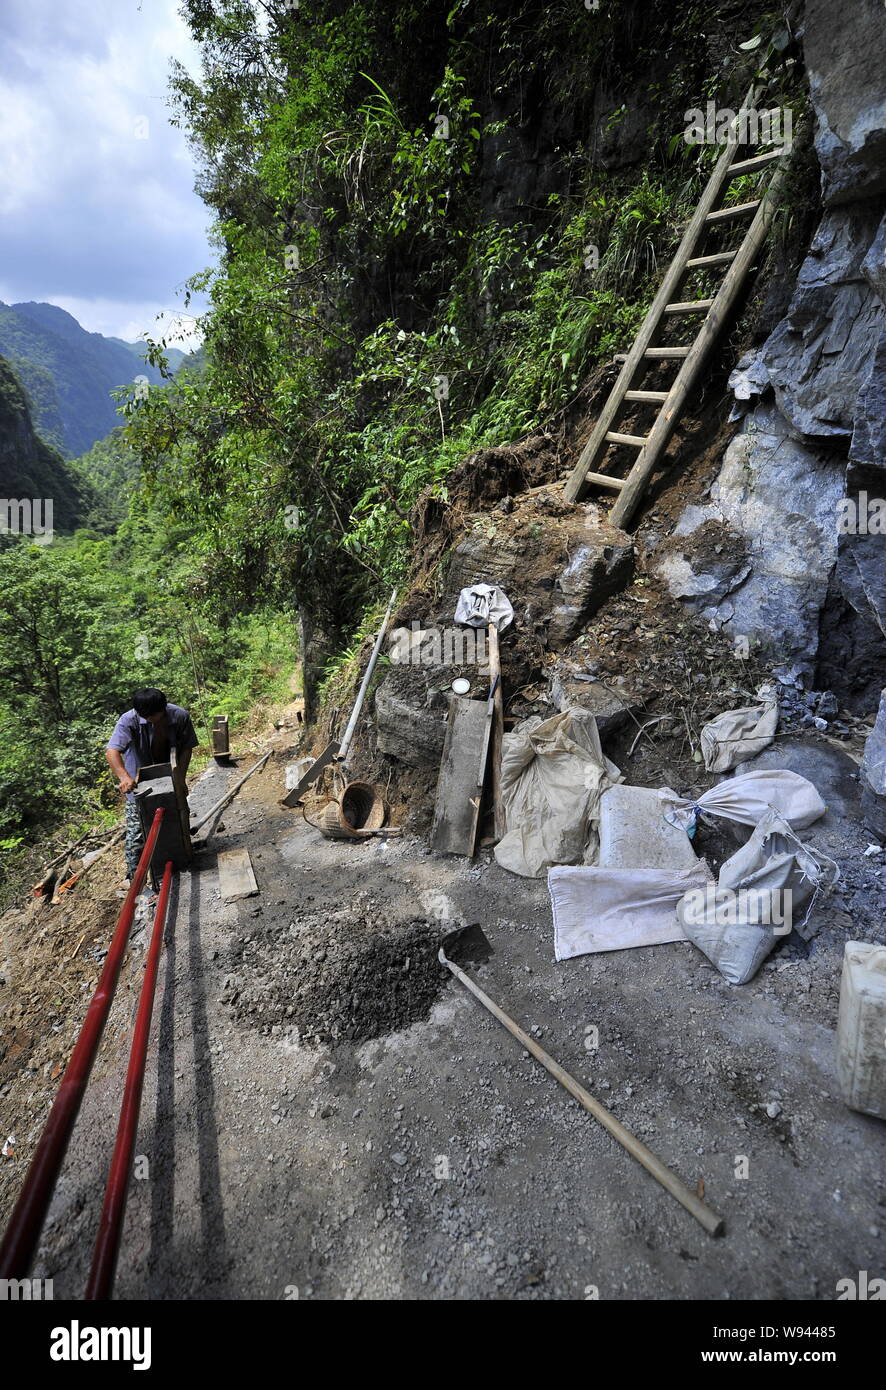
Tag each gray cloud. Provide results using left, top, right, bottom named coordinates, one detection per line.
left=0, top=0, right=212, bottom=345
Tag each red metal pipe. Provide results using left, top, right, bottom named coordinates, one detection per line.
left=0, top=808, right=165, bottom=1278
left=86, top=859, right=174, bottom=1299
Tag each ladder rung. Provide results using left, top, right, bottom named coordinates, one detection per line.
left=663, top=299, right=714, bottom=315
left=624, top=390, right=668, bottom=403
left=706, top=199, right=761, bottom=223
left=729, top=150, right=782, bottom=175
left=605, top=431, right=647, bottom=448
left=687, top=251, right=737, bottom=268
left=644, top=347, right=691, bottom=359
left=584, top=471, right=625, bottom=492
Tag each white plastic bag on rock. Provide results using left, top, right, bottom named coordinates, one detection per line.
left=660, top=769, right=826, bottom=836
left=550, top=862, right=714, bottom=960
left=494, top=711, right=621, bottom=878
left=699, top=686, right=779, bottom=773
left=676, top=812, right=839, bottom=984
left=454, top=583, right=514, bottom=631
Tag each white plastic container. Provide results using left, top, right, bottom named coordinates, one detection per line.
left=836, top=942, right=886, bottom=1120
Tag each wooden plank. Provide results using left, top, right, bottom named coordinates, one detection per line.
left=472, top=678, right=497, bottom=855
left=610, top=155, right=790, bottom=532
left=431, top=697, right=489, bottom=857
left=217, top=848, right=258, bottom=902
left=134, top=775, right=192, bottom=881
left=729, top=150, right=781, bottom=175
left=561, top=86, right=760, bottom=504
left=280, top=741, right=340, bottom=807
left=137, top=754, right=191, bottom=874
left=686, top=250, right=737, bottom=268
left=211, top=716, right=230, bottom=759
left=138, top=761, right=173, bottom=781
left=488, top=626, right=505, bottom=841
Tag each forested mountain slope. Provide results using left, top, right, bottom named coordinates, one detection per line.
left=0, top=301, right=185, bottom=457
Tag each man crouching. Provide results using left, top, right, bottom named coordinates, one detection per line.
left=105, top=687, right=199, bottom=880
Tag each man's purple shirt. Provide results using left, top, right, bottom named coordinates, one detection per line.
left=107, top=703, right=198, bottom=793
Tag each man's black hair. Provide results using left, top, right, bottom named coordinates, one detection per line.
left=132, top=688, right=168, bottom=717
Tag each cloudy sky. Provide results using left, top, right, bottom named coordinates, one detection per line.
left=0, top=0, right=213, bottom=347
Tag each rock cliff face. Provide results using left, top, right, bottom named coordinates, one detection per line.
left=657, top=0, right=886, bottom=730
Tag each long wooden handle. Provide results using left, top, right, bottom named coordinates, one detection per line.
left=440, top=949, right=724, bottom=1237
left=339, top=587, right=398, bottom=764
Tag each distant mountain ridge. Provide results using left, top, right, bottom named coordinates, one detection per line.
left=0, top=301, right=187, bottom=458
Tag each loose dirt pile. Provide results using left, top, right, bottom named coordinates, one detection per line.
left=222, top=897, right=446, bottom=1045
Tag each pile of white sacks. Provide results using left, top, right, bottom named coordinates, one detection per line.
left=494, top=709, right=838, bottom=984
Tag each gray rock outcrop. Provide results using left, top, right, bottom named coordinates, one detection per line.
left=658, top=5, right=886, bottom=702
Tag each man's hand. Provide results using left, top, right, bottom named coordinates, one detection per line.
left=107, top=746, right=135, bottom=794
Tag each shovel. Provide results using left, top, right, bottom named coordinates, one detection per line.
left=439, top=927, right=724, bottom=1237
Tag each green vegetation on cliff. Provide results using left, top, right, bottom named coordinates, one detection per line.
left=124, top=0, right=791, bottom=707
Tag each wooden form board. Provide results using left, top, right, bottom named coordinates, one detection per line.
left=217, top=848, right=259, bottom=902
left=431, top=696, right=489, bottom=857
left=487, top=624, right=505, bottom=841
left=280, top=741, right=340, bottom=807
left=211, top=716, right=230, bottom=758
left=134, top=752, right=193, bottom=886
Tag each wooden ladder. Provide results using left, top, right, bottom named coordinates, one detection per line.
left=562, top=87, right=792, bottom=528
